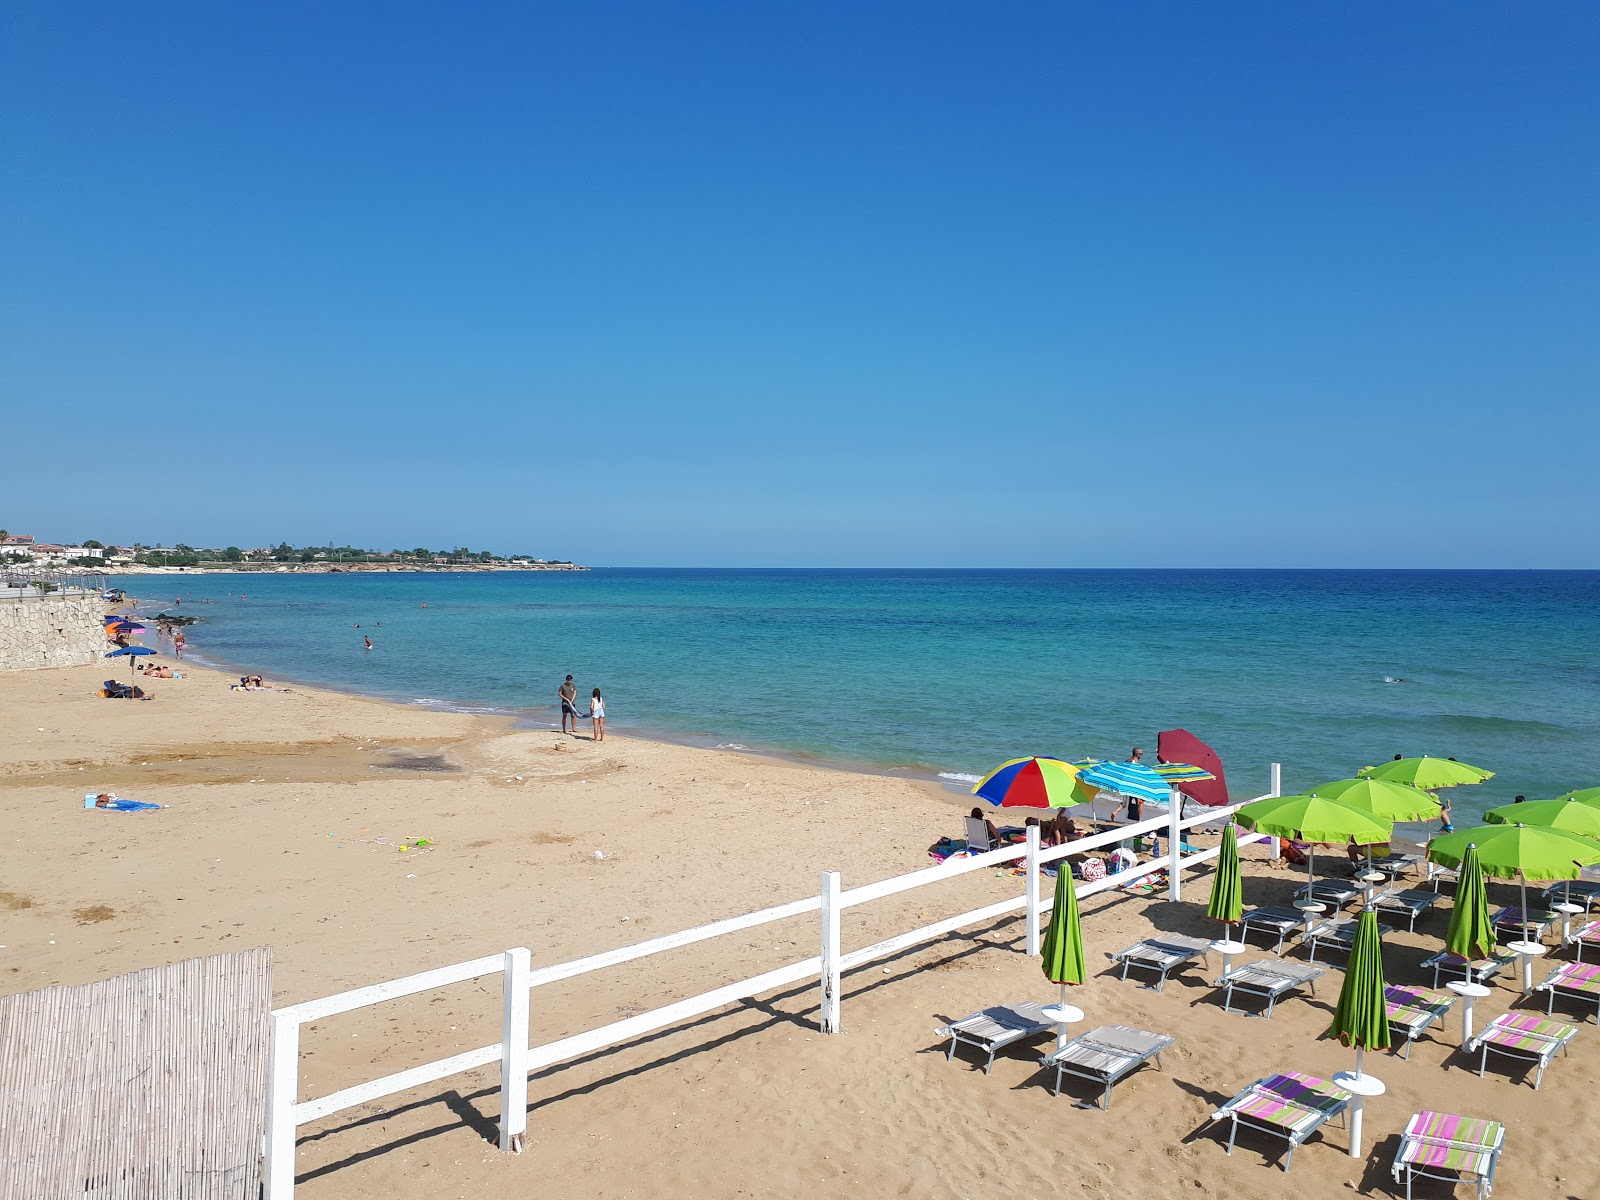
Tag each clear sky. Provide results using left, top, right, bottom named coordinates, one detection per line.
left=2, top=3, right=1595, bottom=566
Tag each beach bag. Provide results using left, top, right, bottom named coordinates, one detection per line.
left=1079, top=857, right=1107, bottom=882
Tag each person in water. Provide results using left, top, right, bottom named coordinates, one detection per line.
left=363, top=635, right=373, bottom=650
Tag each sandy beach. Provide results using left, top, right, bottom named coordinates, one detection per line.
left=3, top=656, right=1596, bottom=1200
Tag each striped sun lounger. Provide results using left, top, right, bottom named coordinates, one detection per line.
left=1239, top=907, right=1305, bottom=955
left=1305, top=917, right=1394, bottom=964
left=1535, top=960, right=1600, bottom=1022
left=1491, top=906, right=1555, bottom=943
left=1391, top=1110, right=1505, bottom=1200
left=1366, top=852, right=1422, bottom=880
left=1038, top=1024, right=1174, bottom=1108
left=1370, top=888, right=1444, bottom=932
left=1217, top=960, right=1326, bottom=1019
left=1421, top=948, right=1518, bottom=989
left=936, top=1002, right=1057, bottom=1074
left=1293, top=880, right=1361, bottom=909
left=1209, top=1071, right=1352, bottom=1171
left=1470, top=1012, right=1578, bottom=1090
left=1563, top=919, right=1600, bottom=962
left=1542, top=879, right=1600, bottom=912
left=1107, top=934, right=1213, bottom=992
left=1384, top=985, right=1456, bottom=1059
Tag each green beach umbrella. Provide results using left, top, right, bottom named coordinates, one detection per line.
left=1443, top=843, right=1496, bottom=971
left=1485, top=796, right=1600, bottom=836
left=1358, top=756, right=1493, bottom=789
left=1310, top=777, right=1442, bottom=824
left=1326, top=908, right=1390, bottom=1158
left=1206, top=823, right=1243, bottom=932
left=1040, top=861, right=1086, bottom=1030
left=1428, top=823, right=1600, bottom=939
left=1550, top=786, right=1600, bottom=807
left=1236, top=792, right=1393, bottom=891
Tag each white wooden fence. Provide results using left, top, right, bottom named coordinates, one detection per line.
left=264, top=766, right=1282, bottom=1198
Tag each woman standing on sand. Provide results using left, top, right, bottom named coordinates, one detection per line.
left=589, top=687, right=605, bottom=742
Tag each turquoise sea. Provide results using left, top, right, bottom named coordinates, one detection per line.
left=122, top=569, right=1600, bottom=822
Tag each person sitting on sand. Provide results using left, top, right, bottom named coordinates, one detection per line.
left=1051, top=811, right=1081, bottom=845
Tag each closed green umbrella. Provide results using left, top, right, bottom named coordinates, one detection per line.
left=1326, top=908, right=1390, bottom=1158
left=1039, top=862, right=1086, bottom=1044
left=1359, top=756, right=1493, bottom=789
left=1443, top=843, right=1495, bottom=970
left=1206, top=823, right=1243, bottom=929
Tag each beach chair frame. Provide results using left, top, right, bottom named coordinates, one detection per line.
left=1209, top=1072, right=1351, bottom=1172
left=1490, top=906, right=1555, bottom=944
left=1542, top=880, right=1600, bottom=912
left=1535, top=961, right=1600, bottom=1023
left=1305, top=917, right=1393, bottom=965
left=1238, top=907, right=1304, bottom=956
left=1383, top=985, right=1455, bottom=1060
left=1369, top=888, right=1442, bottom=933
left=1293, top=880, right=1361, bottom=910
left=1391, top=1110, right=1504, bottom=1200
left=1038, top=1024, right=1174, bottom=1109
left=1216, top=961, right=1325, bottom=1019
left=1469, top=1012, right=1577, bottom=1091
left=1563, top=919, right=1600, bottom=963
left=1421, top=949, right=1517, bottom=990
left=936, top=1002, right=1056, bottom=1075
left=1106, top=935, right=1213, bottom=993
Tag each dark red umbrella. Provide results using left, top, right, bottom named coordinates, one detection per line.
left=1158, top=729, right=1229, bottom=807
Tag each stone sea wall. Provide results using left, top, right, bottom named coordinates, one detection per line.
left=0, top=592, right=105, bottom=671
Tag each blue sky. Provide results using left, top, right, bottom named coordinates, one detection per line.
left=2, top=3, right=1595, bottom=566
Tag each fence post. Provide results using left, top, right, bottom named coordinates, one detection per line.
left=1166, top=786, right=1183, bottom=900
left=1025, top=824, right=1042, bottom=956
left=499, top=947, right=531, bottom=1153
left=264, top=1011, right=300, bottom=1200
left=1268, top=761, right=1283, bottom=858
left=820, top=871, right=842, bottom=1033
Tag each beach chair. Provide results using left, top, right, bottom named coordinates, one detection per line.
left=1367, top=852, right=1422, bottom=880
left=1208, top=1071, right=1352, bottom=1171
left=1429, top=861, right=1460, bottom=892
left=1420, top=948, right=1518, bottom=989
left=1384, top=985, right=1456, bottom=1059
left=1216, top=960, right=1326, bottom=1019
left=1391, top=1110, right=1504, bottom=1200
left=1490, top=906, right=1554, bottom=944
left=1542, top=879, right=1600, bottom=912
left=1239, top=907, right=1305, bottom=955
left=1305, top=917, right=1394, bottom=964
left=936, top=1002, right=1057, bottom=1074
left=1534, top=960, right=1600, bottom=1022
left=1468, top=1012, right=1577, bottom=1090
left=962, top=816, right=998, bottom=854
left=1106, top=934, right=1213, bottom=992
left=1038, top=1024, right=1174, bottom=1108
left=1370, top=888, right=1443, bottom=932
left=1293, top=880, right=1362, bottom=910
left=1563, top=919, right=1600, bottom=962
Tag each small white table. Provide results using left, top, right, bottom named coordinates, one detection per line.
left=1212, top=938, right=1248, bottom=981
left=1554, top=901, right=1585, bottom=944
left=1040, top=1003, right=1084, bottom=1050
left=1445, top=980, right=1492, bottom=1045
left=1507, top=940, right=1547, bottom=993
left=1293, top=899, right=1326, bottom=939
left=1331, top=1070, right=1386, bottom=1159
left=1357, top=871, right=1386, bottom=904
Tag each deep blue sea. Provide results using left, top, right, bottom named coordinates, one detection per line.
left=121, top=569, right=1600, bottom=822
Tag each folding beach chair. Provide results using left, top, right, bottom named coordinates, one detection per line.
left=1037, top=1024, right=1174, bottom=1108
left=1391, top=1110, right=1505, bottom=1200
left=1369, top=887, right=1443, bottom=932
left=1216, top=960, right=1326, bottom=1019
left=1469, top=1012, right=1577, bottom=1090
left=1490, top=906, right=1554, bottom=944
left=1106, top=934, right=1213, bottom=993
left=1420, top=948, right=1518, bottom=989
left=1293, top=880, right=1361, bottom=909
left=1535, top=960, right=1600, bottom=1022
left=1384, top=985, right=1456, bottom=1059
left=1208, top=1071, right=1352, bottom=1171
left=936, top=1002, right=1057, bottom=1074
left=962, top=816, right=998, bottom=854
left=1305, top=917, right=1394, bottom=964
left=1563, top=919, right=1600, bottom=962
left=1542, top=879, right=1600, bottom=912
left=1238, top=907, right=1304, bottom=955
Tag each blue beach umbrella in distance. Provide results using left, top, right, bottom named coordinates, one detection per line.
left=105, top=646, right=155, bottom=660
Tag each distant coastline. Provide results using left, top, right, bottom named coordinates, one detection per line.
left=95, top=561, right=587, bottom=575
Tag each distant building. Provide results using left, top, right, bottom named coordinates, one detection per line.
left=2, top=534, right=35, bottom=545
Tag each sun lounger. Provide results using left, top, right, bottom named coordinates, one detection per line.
left=1216, top=960, right=1326, bottom=1018
left=1293, top=880, right=1362, bottom=909
left=1365, top=852, right=1422, bottom=880
left=1209, top=1071, right=1352, bottom=1171
left=1384, top=985, right=1455, bottom=1059
left=1428, top=861, right=1459, bottom=892
left=1420, top=948, right=1517, bottom=989
left=1490, top=906, right=1554, bottom=943
left=1564, top=919, right=1600, bottom=962
left=1305, top=917, right=1394, bottom=964
left=1106, top=934, right=1213, bottom=992
left=936, top=1002, right=1058, bottom=1074
left=1239, top=907, right=1305, bottom=955
left=1038, top=1024, right=1174, bottom=1108
left=1535, top=960, right=1600, bottom=1022
left=1469, top=1012, right=1577, bottom=1090
left=1370, top=888, right=1443, bottom=932
left=1391, top=1110, right=1504, bottom=1200
left=1542, top=879, right=1600, bottom=912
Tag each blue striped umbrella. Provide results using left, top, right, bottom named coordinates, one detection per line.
left=1076, top=759, right=1172, bottom=804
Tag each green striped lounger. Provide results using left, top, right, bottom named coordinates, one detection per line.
left=1564, top=919, right=1600, bottom=962
left=1536, top=960, right=1600, bottom=1022
left=1216, top=959, right=1325, bottom=1018
left=1391, top=1110, right=1504, bottom=1200
left=1107, top=934, right=1213, bottom=992
left=936, top=1002, right=1057, bottom=1074
left=1209, top=1070, right=1352, bottom=1171
left=1470, top=1012, right=1577, bottom=1090
left=1490, top=906, right=1555, bottom=943
left=1038, top=1024, right=1174, bottom=1108
left=1384, top=985, right=1455, bottom=1059
left=1420, top=948, right=1517, bottom=989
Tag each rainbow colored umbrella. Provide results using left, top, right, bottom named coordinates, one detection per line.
left=1152, top=762, right=1217, bottom=785
left=972, top=757, right=1095, bottom=809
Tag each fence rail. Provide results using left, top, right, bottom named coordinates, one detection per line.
left=264, top=769, right=1282, bottom=1198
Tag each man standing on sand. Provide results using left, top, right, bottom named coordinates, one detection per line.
left=558, top=674, right=578, bottom=734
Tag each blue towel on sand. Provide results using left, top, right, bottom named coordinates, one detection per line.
left=84, top=793, right=160, bottom=813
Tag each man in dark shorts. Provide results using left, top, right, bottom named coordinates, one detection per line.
left=558, top=675, right=578, bottom=734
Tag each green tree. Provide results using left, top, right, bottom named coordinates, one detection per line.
left=81, top=539, right=104, bottom=549
left=220, top=546, right=244, bottom=562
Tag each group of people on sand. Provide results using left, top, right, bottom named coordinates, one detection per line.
left=557, top=674, right=606, bottom=742
left=968, top=806, right=1085, bottom=849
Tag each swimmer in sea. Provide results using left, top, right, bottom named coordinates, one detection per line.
left=363, top=635, right=373, bottom=650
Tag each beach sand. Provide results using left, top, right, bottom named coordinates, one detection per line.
left=2, top=657, right=1595, bottom=1199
